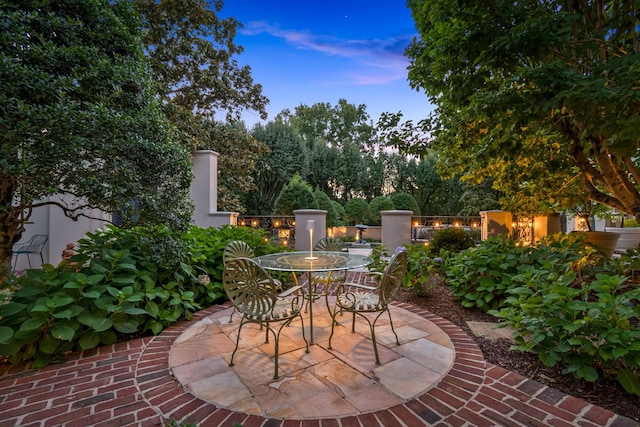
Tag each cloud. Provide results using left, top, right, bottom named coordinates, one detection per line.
left=240, top=21, right=414, bottom=86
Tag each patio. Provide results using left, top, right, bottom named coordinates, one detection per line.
left=0, top=272, right=636, bottom=426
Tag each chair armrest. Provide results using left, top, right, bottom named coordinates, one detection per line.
left=279, top=285, right=305, bottom=297
left=340, top=282, right=377, bottom=291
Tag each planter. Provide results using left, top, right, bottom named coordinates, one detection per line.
left=575, top=231, right=621, bottom=258
left=604, top=227, right=640, bottom=252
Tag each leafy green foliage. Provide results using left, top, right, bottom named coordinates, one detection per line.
left=446, top=233, right=595, bottom=311
left=273, top=175, right=317, bottom=215
left=390, top=193, right=420, bottom=215
left=247, top=121, right=309, bottom=214
left=428, top=227, right=475, bottom=255
left=402, top=0, right=640, bottom=218
left=0, top=0, right=193, bottom=275
left=343, top=198, right=369, bottom=226
left=445, top=231, right=640, bottom=394
left=367, top=196, right=394, bottom=225
left=490, top=266, right=640, bottom=395
left=369, top=244, right=442, bottom=296
left=0, top=225, right=282, bottom=366
left=313, top=190, right=341, bottom=227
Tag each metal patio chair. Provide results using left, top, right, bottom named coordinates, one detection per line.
left=12, top=234, right=48, bottom=272
left=328, top=250, right=408, bottom=365
left=223, top=240, right=284, bottom=323
left=223, top=257, right=308, bottom=380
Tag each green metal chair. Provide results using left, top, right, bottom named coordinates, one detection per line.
left=328, top=250, right=408, bottom=365
left=223, top=240, right=283, bottom=323
left=223, top=257, right=308, bottom=380
left=12, top=234, right=48, bottom=272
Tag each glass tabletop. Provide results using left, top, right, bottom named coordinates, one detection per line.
left=255, top=251, right=372, bottom=272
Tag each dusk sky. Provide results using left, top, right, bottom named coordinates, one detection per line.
left=219, top=0, right=434, bottom=128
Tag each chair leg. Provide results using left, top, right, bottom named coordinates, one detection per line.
left=370, top=322, right=381, bottom=365
left=387, top=308, right=400, bottom=345
left=229, top=318, right=247, bottom=368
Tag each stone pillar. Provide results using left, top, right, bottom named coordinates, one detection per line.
left=191, top=150, right=218, bottom=227
left=533, top=213, right=562, bottom=243
left=294, top=209, right=327, bottom=251
left=381, top=210, right=413, bottom=252
left=480, top=210, right=513, bottom=240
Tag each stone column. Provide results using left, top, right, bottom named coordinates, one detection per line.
left=381, top=210, right=413, bottom=252
left=533, top=213, right=562, bottom=243
left=294, top=209, right=327, bottom=251
left=480, top=210, right=513, bottom=240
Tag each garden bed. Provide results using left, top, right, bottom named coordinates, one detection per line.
left=394, top=275, right=640, bottom=421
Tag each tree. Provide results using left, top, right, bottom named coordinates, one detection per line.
left=199, top=121, right=268, bottom=213
left=313, top=190, right=341, bottom=227
left=343, top=198, right=369, bottom=225
left=273, top=175, right=317, bottom=216
left=247, top=121, right=308, bottom=214
left=403, top=0, right=640, bottom=218
left=368, top=196, right=394, bottom=225
left=391, top=193, right=420, bottom=216
left=279, top=100, right=378, bottom=200
left=0, top=0, right=192, bottom=276
left=134, top=0, right=268, bottom=127
left=134, top=0, right=270, bottom=211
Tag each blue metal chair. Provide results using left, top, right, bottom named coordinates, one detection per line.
left=12, top=234, right=48, bottom=271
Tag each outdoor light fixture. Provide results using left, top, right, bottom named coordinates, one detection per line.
left=305, top=220, right=317, bottom=260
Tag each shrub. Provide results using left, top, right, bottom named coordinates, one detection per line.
left=369, top=244, right=442, bottom=296
left=343, top=198, right=368, bottom=225
left=428, top=227, right=475, bottom=255
left=273, top=174, right=317, bottom=215
left=390, top=192, right=420, bottom=215
left=0, top=225, right=284, bottom=367
left=445, top=233, right=597, bottom=311
left=367, top=196, right=394, bottom=225
left=490, top=270, right=640, bottom=396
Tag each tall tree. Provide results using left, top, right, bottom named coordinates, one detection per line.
left=279, top=100, right=377, bottom=200
left=247, top=121, right=308, bottom=214
left=0, top=0, right=192, bottom=276
left=134, top=0, right=270, bottom=211
left=403, top=0, right=640, bottom=217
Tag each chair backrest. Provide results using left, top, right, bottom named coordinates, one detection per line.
left=222, top=257, right=278, bottom=316
left=378, top=251, right=408, bottom=306
left=19, top=235, right=48, bottom=253
left=223, top=240, right=255, bottom=266
left=314, top=237, right=343, bottom=252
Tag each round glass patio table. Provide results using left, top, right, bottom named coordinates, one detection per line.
left=255, top=251, right=372, bottom=344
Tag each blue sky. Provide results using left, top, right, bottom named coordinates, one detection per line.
left=219, top=0, right=433, bottom=128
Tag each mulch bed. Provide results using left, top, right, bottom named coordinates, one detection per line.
left=394, top=275, right=640, bottom=422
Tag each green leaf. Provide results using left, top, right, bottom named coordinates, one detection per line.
left=79, top=332, right=101, bottom=350
left=0, top=303, right=27, bottom=317
left=53, top=309, right=73, bottom=320
left=618, top=369, right=640, bottom=396
left=113, top=321, right=139, bottom=334
left=51, top=325, right=75, bottom=341
left=122, top=307, right=147, bottom=315
left=91, top=318, right=114, bottom=332
left=82, top=290, right=102, bottom=299
left=39, top=334, right=60, bottom=354
left=577, top=366, right=599, bottom=382
left=0, top=326, right=14, bottom=344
